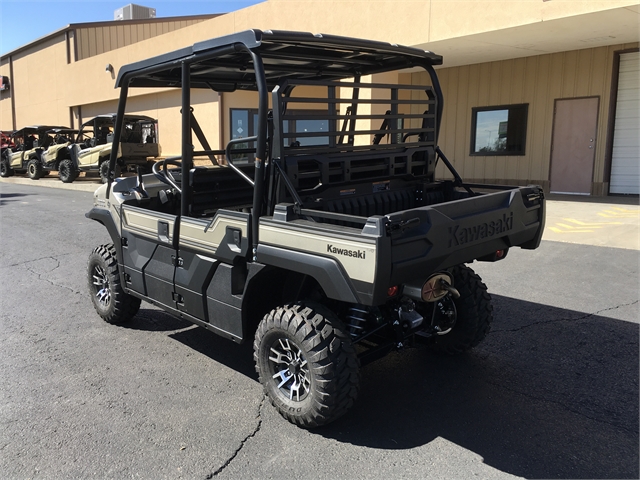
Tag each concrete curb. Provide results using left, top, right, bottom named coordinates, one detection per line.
left=0, top=175, right=101, bottom=193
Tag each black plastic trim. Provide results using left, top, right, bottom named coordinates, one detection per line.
left=85, top=207, right=123, bottom=262
left=255, top=244, right=359, bottom=303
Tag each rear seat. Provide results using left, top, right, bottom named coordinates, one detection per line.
left=189, top=165, right=255, bottom=216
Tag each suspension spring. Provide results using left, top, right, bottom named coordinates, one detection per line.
left=346, top=306, right=369, bottom=339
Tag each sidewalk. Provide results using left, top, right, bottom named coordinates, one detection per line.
left=2, top=177, right=639, bottom=250
left=0, top=174, right=101, bottom=193
left=543, top=194, right=639, bottom=250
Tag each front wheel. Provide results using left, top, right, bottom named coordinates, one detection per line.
left=27, top=158, right=43, bottom=180
left=58, top=159, right=78, bottom=183
left=0, top=158, right=14, bottom=177
left=429, top=265, right=493, bottom=355
left=88, top=244, right=141, bottom=324
left=254, top=302, right=360, bottom=428
left=100, top=160, right=121, bottom=183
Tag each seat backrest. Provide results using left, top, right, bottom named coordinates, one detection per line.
left=189, top=165, right=255, bottom=216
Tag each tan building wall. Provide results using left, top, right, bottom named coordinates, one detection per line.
left=415, top=42, right=639, bottom=193
left=74, top=18, right=212, bottom=61
left=2, top=34, right=73, bottom=128
left=1, top=0, right=638, bottom=194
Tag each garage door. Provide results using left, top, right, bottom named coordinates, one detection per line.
left=610, top=51, right=639, bottom=194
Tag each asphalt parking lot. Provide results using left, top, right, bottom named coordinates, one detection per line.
left=0, top=177, right=638, bottom=479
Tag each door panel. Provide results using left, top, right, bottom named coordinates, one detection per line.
left=177, top=213, right=250, bottom=335
left=549, top=97, right=599, bottom=195
left=143, top=245, right=177, bottom=308
left=179, top=211, right=251, bottom=262
left=121, top=204, right=178, bottom=304
left=174, top=252, right=218, bottom=321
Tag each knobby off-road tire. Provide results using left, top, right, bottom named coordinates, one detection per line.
left=27, top=158, right=43, bottom=180
left=254, top=302, right=360, bottom=428
left=88, top=244, right=141, bottom=324
left=100, top=161, right=121, bottom=184
left=0, top=157, right=14, bottom=177
left=430, top=264, right=493, bottom=355
left=58, top=159, right=78, bottom=183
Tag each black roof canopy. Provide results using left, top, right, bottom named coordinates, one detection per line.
left=14, top=126, right=69, bottom=136
left=80, top=114, right=157, bottom=128
left=115, top=29, right=443, bottom=91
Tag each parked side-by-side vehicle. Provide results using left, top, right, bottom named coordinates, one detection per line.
left=1, top=115, right=161, bottom=183
left=85, top=30, right=545, bottom=428
left=68, top=114, right=161, bottom=183
left=0, top=126, right=68, bottom=179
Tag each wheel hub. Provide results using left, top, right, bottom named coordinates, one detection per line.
left=92, top=265, right=111, bottom=307
left=268, top=337, right=310, bottom=402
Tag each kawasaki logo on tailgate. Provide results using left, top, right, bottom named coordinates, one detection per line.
left=448, top=212, right=513, bottom=248
left=327, top=245, right=366, bottom=259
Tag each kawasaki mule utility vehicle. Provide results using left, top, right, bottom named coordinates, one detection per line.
left=86, top=30, right=545, bottom=428
left=67, top=114, right=160, bottom=183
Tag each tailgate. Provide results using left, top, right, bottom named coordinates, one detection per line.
left=383, top=185, right=545, bottom=285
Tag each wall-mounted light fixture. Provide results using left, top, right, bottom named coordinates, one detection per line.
left=105, top=64, right=114, bottom=73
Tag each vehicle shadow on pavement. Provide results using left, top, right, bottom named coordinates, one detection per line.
left=0, top=192, right=31, bottom=205
left=122, top=308, right=258, bottom=378
left=318, top=294, right=639, bottom=480
left=123, top=308, right=193, bottom=332
left=169, top=327, right=258, bottom=379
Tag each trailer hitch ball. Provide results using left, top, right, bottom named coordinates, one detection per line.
left=421, top=272, right=460, bottom=302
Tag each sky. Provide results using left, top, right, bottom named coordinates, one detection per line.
left=0, top=0, right=264, bottom=55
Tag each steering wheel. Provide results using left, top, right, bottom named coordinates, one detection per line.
left=152, top=156, right=182, bottom=193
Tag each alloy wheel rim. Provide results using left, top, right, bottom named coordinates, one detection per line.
left=92, top=265, right=111, bottom=307
left=268, top=337, right=311, bottom=402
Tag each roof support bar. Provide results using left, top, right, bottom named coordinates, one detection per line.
left=106, top=82, right=129, bottom=199
left=181, top=61, right=192, bottom=218
left=246, top=48, right=268, bottom=259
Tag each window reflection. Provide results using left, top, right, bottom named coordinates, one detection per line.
left=471, top=104, right=528, bottom=156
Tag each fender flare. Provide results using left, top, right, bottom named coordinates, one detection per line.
left=85, top=207, right=123, bottom=264
left=255, top=244, right=359, bottom=304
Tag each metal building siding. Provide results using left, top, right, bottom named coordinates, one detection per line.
left=610, top=51, right=640, bottom=194
left=419, top=43, right=638, bottom=190
left=74, top=19, right=209, bottom=61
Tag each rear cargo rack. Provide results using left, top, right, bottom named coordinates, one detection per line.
left=271, top=79, right=439, bottom=196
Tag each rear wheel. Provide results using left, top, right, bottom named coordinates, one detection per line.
left=254, top=302, right=360, bottom=428
left=429, top=265, right=493, bottom=354
left=88, top=244, right=141, bottom=324
left=27, top=158, right=43, bottom=180
left=58, top=159, right=78, bottom=183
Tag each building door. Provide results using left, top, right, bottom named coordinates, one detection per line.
left=610, top=51, right=639, bottom=195
left=549, top=97, right=599, bottom=195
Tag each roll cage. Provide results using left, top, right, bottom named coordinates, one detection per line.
left=107, top=29, right=445, bottom=256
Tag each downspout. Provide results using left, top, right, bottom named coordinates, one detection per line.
left=9, top=56, right=16, bottom=130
